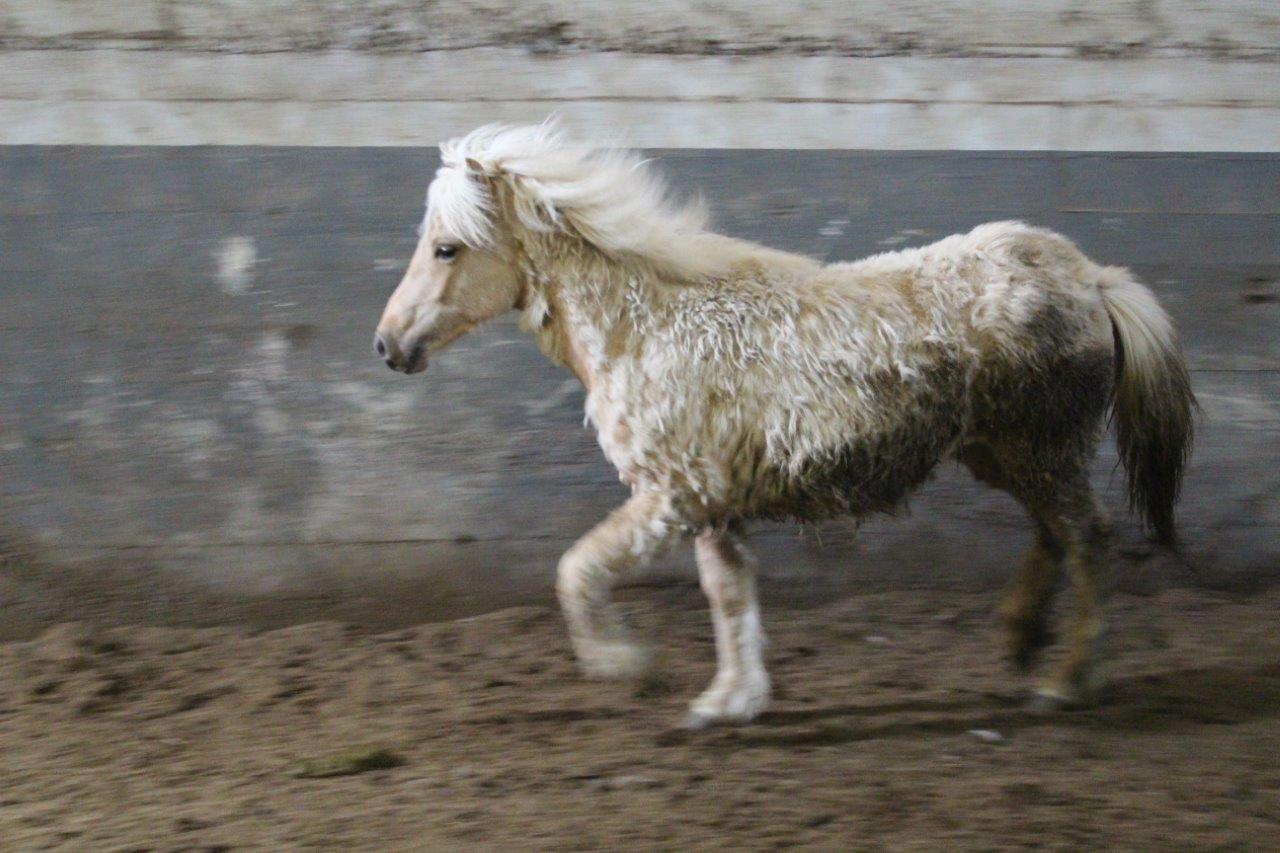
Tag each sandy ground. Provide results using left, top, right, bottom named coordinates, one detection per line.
left=1, top=583, right=1278, bottom=851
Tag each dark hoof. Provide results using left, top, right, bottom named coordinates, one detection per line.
left=1025, top=692, right=1067, bottom=714
left=1026, top=687, right=1092, bottom=713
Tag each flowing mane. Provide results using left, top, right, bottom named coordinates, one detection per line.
left=427, top=122, right=719, bottom=278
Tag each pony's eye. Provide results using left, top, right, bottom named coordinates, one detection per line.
left=434, top=244, right=458, bottom=262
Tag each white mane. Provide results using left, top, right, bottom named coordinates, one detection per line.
left=427, top=122, right=714, bottom=277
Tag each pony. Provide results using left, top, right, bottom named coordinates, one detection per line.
left=374, top=122, right=1195, bottom=727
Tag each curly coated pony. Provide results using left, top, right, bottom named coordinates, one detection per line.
left=375, top=122, right=1195, bottom=726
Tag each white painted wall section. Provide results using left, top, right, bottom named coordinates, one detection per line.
left=2, top=48, right=1278, bottom=149
left=1, top=2, right=1277, bottom=147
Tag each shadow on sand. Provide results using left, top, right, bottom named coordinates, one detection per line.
left=658, top=663, right=1280, bottom=748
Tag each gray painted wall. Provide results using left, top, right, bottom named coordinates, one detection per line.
left=1, top=147, right=1277, bottom=637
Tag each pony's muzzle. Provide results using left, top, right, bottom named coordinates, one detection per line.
left=373, top=331, right=427, bottom=374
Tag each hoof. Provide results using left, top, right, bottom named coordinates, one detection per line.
left=1025, top=691, right=1068, bottom=714
left=678, top=710, right=757, bottom=731
left=678, top=711, right=716, bottom=731
left=686, top=678, right=770, bottom=727
left=574, top=639, right=651, bottom=680
left=1027, top=685, right=1093, bottom=713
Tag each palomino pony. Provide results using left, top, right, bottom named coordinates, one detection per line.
left=375, top=123, right=1194, bottom=727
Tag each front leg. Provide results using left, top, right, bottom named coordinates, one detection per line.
left=684, top=523, right=770, bottom=727
left=556, top=491, right=680, bottom=679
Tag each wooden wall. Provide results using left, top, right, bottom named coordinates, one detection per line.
left=1, top=148, right=1277, bottom=637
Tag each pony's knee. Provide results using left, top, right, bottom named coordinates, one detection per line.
left=556, top=545, right=647, bottom=675
left=555, top=545, right=599, bottom=610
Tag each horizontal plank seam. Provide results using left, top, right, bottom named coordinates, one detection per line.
left=4, top=96, right=1277, bottom=108
left=2, top=45, right=1278, bottom=60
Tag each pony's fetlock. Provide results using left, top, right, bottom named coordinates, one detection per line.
left=1002, top=610, right=1055, bottom=672
left=572, top=636, right=652, bottom=680
left=1034, top=655, right=1105, bottom=710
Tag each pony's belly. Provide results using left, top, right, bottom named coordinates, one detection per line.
left=746, top=429, right=956, bottom=522
left=745, top=367, right=969, bottom=521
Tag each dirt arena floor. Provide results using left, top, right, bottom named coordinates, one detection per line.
left=1, top=582, right=1278, bottom=851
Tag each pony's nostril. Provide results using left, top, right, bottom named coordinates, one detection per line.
left=374, top=334, right=388, bottom=358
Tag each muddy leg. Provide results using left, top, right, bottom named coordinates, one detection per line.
left=1000, top=521, right=1064, bottom=671
left=960, top=442, right=1066, bottom=673
left=683, top=524, right=770, bottom=728
left=556, top=491, right=680, bottom=679
left=1033, top=487, right=1114, bottom=708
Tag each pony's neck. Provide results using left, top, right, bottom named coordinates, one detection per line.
left=515, top=229, right=652, bottom=391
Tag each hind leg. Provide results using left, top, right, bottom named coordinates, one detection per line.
left=959, top=442, right=1064, bottom=671
left=1000, top=521, right=1064, bottom=672
left=1030, top=479, right=1114, bottom=707
left=962, top=443, right=1113, bottom=702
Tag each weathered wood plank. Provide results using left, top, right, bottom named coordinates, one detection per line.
left=3, top=1, right=1275, bottom=56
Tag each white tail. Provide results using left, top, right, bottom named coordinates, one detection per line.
left=1097, top=268, right=1196, bottom=547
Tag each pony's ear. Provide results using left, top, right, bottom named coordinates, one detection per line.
left=464, top=157, right=485, bottom=174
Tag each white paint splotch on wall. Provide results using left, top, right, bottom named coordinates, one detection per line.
left=214, top=236, right=257, bottom=294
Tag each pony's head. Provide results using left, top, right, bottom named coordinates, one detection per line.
left=374, top=130, right=524, bottom=374
left=374, top=121, right=710, bottom=374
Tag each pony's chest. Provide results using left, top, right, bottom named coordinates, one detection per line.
left=584, top=375, right=708, bottom=489
left=585, top=387, right=647, bottom=486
